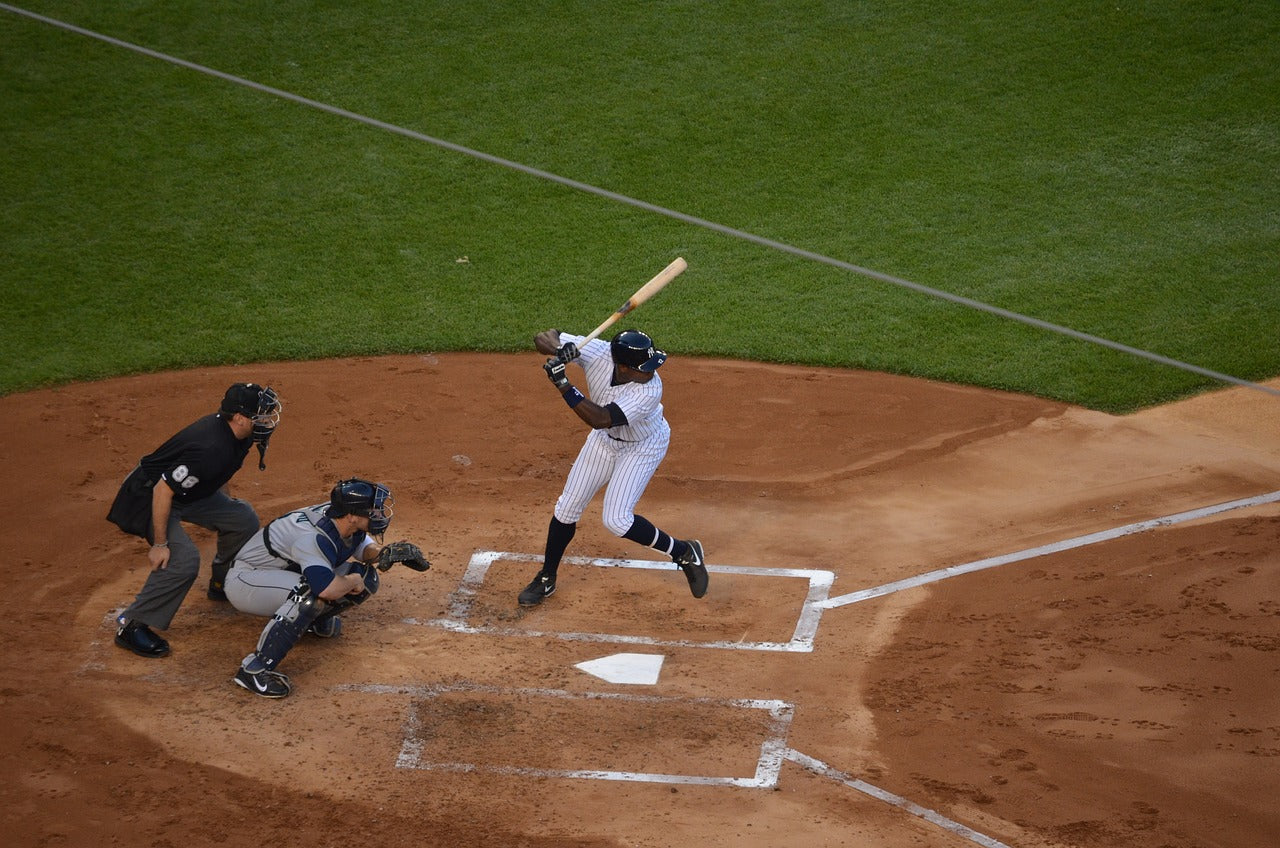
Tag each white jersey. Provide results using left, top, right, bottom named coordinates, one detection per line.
left=232, top=503, right=376, bottom=595
left=562, top=332, right=668, bottom=443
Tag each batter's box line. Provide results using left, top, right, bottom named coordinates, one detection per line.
left=339, top=681, right=794, bottom=788
left=411, top=551, right=835, bottom=652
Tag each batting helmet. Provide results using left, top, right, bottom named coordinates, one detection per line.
left=610, top=329, right=667, bottom=373
left=328, top=478, right=395, bottom=534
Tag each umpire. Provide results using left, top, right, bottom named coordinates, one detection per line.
left=107, top=382, right=282, bottom=658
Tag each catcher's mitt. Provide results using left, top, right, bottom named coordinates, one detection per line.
left=376, top=540, right=431, bottom=572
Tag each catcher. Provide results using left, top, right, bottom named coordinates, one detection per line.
left=224, top=478, right=429, bottom=698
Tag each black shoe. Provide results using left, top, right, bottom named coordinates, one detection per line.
left=115, top=619, right=171, bottom=658
left=206, top=580, right=228, bottom=602
left=518, top=572, right=556, bottom=607
left=233, top=666, right=291, bottom=698
left=674, top=540, right=708, bottom=599
left=307, top=615, right=342, bottom=638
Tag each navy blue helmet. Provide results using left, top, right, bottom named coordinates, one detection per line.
left=610, top=329, right=667, bottom=372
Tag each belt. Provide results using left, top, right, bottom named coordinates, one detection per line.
left=607, top=434, right=634, bottom=443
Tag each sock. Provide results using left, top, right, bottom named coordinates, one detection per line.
left=542, top=517, right=576, bottom=579
left=622, top=515, right=676, bottom=556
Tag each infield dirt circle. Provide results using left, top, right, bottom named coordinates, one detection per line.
left=3, top=354, right=1277, bottom=848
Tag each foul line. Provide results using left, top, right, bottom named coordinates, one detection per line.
left=785, top=750, right=1012, bottom=848
left=822, top=490, right=1280, bottom=608
left=4, top=3, right=1277, bottom=398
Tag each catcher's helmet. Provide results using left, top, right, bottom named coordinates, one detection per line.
left=610, top=329, right=667, bottom=373
left=328, top=478, right=394, bottom=534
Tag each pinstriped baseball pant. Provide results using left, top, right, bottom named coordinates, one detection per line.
left=553, top=428, right=669, bottom=535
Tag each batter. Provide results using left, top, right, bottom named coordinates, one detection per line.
left=519, top=328, right=708, bottom=606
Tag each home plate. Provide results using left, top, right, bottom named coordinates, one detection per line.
left=575, top=652, right=665, bottom=685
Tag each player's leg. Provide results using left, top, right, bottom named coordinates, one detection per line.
left=178, top=490, right=260, bottom=602
left=233, top=579, right=319, bottom=698
left=519, top=432, right=614, bottom=606
left=225, top=564, right=299, bottom=617
left=606, top=437, right=708, bottom=599
left=115, top=512, right=201, bottom=656
left=307, top=562, right=379, bottom=638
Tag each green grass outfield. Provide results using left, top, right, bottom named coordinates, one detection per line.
left=3, top=1, right=1277, bottom=412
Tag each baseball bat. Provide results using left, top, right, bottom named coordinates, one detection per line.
left=578, top=257, right=688, bottom=346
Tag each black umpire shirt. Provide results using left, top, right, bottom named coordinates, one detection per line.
left=139, top=413, right=252, bottom=502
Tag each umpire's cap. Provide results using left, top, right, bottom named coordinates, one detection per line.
left=610, top=329, right=667, bottom=372
left=220, top=383, right=281, bottom=421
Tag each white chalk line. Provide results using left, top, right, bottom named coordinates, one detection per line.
left=4, top=2, right=1276, bottom=397
left=339, top=682, right=794, bottom=788
left=341, top=682, right=1011, bottom=846
left=416, top=550, right=834, bottom=652
left=784, top=750, right=1013, bottom=848
left=822, top=490, right=1280, bottom=609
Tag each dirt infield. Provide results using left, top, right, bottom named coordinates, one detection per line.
left=2, top=354, right=1277, bottom=848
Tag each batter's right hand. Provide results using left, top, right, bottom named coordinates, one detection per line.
left=534, top=329, right=562, bottom=355
left=556, top=341, right=579, bottom=363
left=544, top=357, right=570, bottom=389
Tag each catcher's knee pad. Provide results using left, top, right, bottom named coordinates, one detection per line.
left=254, top=583, right=322, bottom=671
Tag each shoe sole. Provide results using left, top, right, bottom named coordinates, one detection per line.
left=680, top=541, right=708, bottom=599
left=114, top=633, right=171, bottom=658
left=233, top=674, right=290, bottom=698
left=518, top=585, right=556, bottom=607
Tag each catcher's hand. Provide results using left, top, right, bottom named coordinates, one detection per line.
left=376, top=541, right=431, bottom=572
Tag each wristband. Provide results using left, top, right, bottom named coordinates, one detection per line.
left=563, top=387, right=586, bottom=408
left=152, top=542, right=169, bottom=549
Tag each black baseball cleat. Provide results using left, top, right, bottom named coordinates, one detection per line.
left=674, top=540, right=709, bottom=599
left=233, top=666, right=291, bottom=698
left=518, top=572, right=556, bottom=607
left=208, top=561, right=231, bottom=602
left=307, top=615, right=342, bottom=638
left=115, top=618, right=171, bottom=658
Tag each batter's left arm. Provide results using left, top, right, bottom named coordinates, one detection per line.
left=543, top=356, right=615, bottom=429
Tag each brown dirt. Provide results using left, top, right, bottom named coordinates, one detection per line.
left=1, top=353, right=1276, bottom=848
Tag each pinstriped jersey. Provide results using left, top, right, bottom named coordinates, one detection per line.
left=561, top=333, right=668, bottom=443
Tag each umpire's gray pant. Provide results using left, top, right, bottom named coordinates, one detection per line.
left=121, top=491, right=259, bottom=631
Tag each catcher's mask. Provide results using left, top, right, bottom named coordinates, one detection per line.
left=220, top=382, right=282, bottom=469
left=610, top=329, right=667, bottom=373
left=328, top=478, right=394, bottom=535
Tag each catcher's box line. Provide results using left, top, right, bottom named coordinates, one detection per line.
left=821, top=489, right=1280, bottom=609
left=416, top=551, right=834, bottom=652
left=338, top=682, right=794, bottom=788
left=338, top=682, right=1009, bottom=846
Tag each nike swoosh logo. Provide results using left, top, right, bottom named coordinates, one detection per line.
left=252, top=675, right=269, bottom=692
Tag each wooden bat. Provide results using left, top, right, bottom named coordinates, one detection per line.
left=579, top=257, right=688, bottom=346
